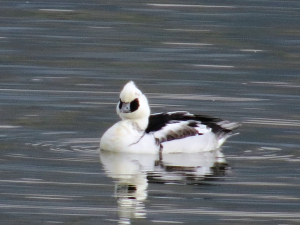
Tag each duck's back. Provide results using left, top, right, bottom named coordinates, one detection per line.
left=146, top=111, right=240, bottom=153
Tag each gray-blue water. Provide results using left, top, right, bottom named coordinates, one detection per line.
left=0, top=1, right=300, bottom=224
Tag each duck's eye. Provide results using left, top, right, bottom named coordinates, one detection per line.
left=118, top=99, right=123, bottom=109
left=130, top=98, right=139, bottom=112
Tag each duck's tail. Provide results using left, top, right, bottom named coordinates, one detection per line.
left=216, top=121, right=242, bottom=148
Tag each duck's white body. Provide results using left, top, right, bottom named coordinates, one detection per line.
left=100, top=81, right=240, bottom=154
left=100, top=120, right=159, bottom=153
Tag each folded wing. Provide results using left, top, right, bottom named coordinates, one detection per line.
left=146, top=111, right=241, bottom=144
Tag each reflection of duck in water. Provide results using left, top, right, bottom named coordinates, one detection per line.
left=100, top=81, right=240, bottom=153
left=149, top=150, right=228, bottom=184
left=100, top=152, right=157, bottom=224
left=100, top=150, right=228, bottom=224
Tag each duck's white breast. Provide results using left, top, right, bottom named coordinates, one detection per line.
left=100, top=120, right=159, bottom=153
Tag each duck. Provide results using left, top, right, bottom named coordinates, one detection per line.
left=100, top=81, right=241, bottom=154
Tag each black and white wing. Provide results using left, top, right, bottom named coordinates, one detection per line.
left=145, top=111, right=240, bottom=144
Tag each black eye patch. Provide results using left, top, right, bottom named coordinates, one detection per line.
left=130, top=98, right=139, bottom=112
left=118, top=99, right=123, bottom=109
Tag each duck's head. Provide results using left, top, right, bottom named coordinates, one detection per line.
left=117, top=81, right=150, bottom=121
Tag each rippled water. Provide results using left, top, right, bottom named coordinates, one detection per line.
left=0, top=0, right=300, bottom=224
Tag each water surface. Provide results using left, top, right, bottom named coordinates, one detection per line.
left=0, top=0, right=300, bottom=224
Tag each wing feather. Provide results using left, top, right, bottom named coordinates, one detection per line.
left=146, top=111, right=241, bottom=144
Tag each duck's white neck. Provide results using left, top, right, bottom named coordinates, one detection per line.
left=122, top=117, right=149, bottom=131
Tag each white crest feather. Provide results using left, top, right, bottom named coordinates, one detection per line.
left=120, top=81, right=141, bottom=103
